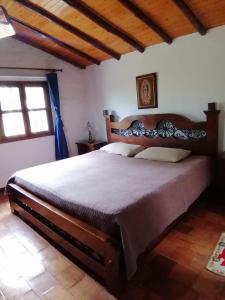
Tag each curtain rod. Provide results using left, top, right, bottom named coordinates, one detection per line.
left=0, top=67, right=63, bottom=72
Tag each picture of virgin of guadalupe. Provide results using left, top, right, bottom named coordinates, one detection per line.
left=136, top=73, right=157, bottom=109
left=140, top=79, right=151, bottom=105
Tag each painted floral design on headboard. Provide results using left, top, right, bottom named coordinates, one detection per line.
left=112, top=120, right=207, bottom=140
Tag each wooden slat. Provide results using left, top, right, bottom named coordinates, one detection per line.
left=8, top=183, right=119, bottom=257
left=12, top=20, right=89, bottom=68
left=14, top=35, right=85, bottom=69
left=11, top=16, right=100, bottom=65
left=15, top=0, right=121, bottom=60
left=82, top=0, right=173, bottom=48
left=186, top=0, right=225, bottom=29
left=63, top=0, right=145, bottom=53
left=0, top=0, right=111, bottom=62
left=31, top=0, right=136, bottom=56
left=172, top=0, right=207, bottom=35
left=0, top=0, right=225, bottom=66
left=12, top=202, right=106, bottom=278
left=8, top=183, right=122, bottom=295
left=118, top=0, right=173, bottom=44
left=129, top=0, right=196, bottom=38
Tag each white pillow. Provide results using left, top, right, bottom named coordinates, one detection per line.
left=100, top=142, right=145, bottom=157
left=135, top=147, right=191, bottom=162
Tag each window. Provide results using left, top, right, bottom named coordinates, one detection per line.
left=0, top=82, right=53, bottom=143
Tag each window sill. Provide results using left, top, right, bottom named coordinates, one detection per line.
left=0, top=132, right=54, bottom=144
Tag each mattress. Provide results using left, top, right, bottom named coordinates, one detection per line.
left=8, top=150, right=212, bottom=278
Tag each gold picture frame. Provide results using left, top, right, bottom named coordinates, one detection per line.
left=136, top=73, right=158, bottom=109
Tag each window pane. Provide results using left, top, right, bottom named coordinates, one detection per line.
left=28, top=110, right=49, bottom=133
left=2, top=113, right=25, bottom=137
left=0, top=87, right=21, bottom=111
left=25, top=87, right=46, bottom=109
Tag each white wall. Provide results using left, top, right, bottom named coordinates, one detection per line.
left=1, top=26, right=225, bottom=187
left=0, top=37, right=87, bottom=187
left=84, top=26, right=225, bottom=152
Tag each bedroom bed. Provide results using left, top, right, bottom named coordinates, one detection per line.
left=7, top=107, right=219, bottom=296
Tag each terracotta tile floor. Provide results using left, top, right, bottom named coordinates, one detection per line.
left=1, top=191, right=225, bottom=299
left=0, top=194, right=115, bottom=300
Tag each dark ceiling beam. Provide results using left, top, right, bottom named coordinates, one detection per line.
left=118, top=0, right=172, bottom=44
left=15, top=0, right=120, bottom=60
left=173, top=0, right=207, bottom=35
left=14, top=35, right=86, bottom=69
left=63, top=0, right=145, bottom=53
left=10, top=17, right=100, bottom=65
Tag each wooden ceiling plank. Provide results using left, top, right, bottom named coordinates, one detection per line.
left=15, top=0, right=121, bottom=60
left=14, top=34, right=86, bottom=69
left=172, top=0, right=207, bottom=35
left=63, top=0, right=145, bottom=53
left=10, top=16, right=100, bottom=65
left=118, top=0, right=172, bottom=44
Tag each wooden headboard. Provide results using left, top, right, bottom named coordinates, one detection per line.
left=104, top=108, right=220, bottom=157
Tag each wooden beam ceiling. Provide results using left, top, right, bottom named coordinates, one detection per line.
left=10, top=16, right=100, bottom=65
left=118, top=0, right=173, bottom=44
left=63, top=0, right=145, bottom=53
left=0, top=0, right=223, bottom=68
left=15, top=0, right=121, bottom=60
left=14, top=35, right=86, bottom=69
left=172, top=0, right=207, bottom=35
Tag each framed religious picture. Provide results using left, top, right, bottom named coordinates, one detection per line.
left=136, top=73, right=158, bottom=109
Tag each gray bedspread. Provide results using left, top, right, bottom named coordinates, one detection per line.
left=8, top=151, right=212, bottom=278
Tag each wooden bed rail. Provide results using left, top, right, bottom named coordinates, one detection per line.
left=7, top=183, right=122, bottom=296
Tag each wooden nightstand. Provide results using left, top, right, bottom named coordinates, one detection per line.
left=217, top=152, right=225, bottom=193
left=76, top=141, right=107, bottom=155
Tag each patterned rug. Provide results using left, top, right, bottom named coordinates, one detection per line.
left=207, top=232, right=225, bottom=276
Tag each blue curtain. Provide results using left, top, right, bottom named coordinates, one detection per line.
left=47, top=73, right=69, bottom=160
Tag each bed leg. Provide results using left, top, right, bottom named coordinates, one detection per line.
left=105, top=255, right=122, bottom=297
left=7, top=192, right=16, bottom=214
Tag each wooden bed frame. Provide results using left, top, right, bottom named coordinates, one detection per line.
left=7, top=106, right=220, bottom=296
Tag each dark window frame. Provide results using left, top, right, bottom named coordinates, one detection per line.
left=0, top=81, right=53, bottom=144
